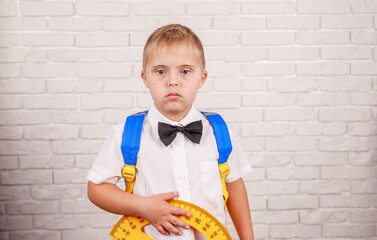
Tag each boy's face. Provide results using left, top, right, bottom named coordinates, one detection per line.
left=141, top=45, right=207, bottom=121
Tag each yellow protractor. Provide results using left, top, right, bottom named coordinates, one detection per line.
left=109, top=199, right=232, bottom=240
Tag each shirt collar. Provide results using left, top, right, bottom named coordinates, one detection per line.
left=147, top=105, right=203, bottom=140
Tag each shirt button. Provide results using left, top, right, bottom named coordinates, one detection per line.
left=175, top=141, right=182, bottom=146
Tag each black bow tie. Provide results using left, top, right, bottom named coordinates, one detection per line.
left=158, top=120, right=203, bottom=147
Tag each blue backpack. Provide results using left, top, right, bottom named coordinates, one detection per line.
left=120, top=111, right=232, bottom=206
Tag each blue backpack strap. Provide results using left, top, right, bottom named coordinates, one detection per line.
left=121, top=110, right=148, bottom=193
left=201, top=112, right=232, bottom=164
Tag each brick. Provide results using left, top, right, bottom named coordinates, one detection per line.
left=266, top=137, right=317, bottom=151
left=0, top=33, right=18, bottom=47
left=267, top=16, right=319, bottom=29
left=296, top=31, right=349, bottom=44
left=89, top=213, right=119, bottom=227
left=319, top=107, right=371, bottom=121
left=62, top=229, right=109, bottom=240
left=20, top=155, right=74, bottom=169
left=52, top=139, right=103, bottom=154
left=60, top=199, right=99, bottom=213
left=81, top=94, right=133, bottom=110
left=1, top=170, right=52, bottom=185
left=351, top=0, right=377, bottom=13
left=322, top=166, right=372, bottom=179
left=297, top=62, right=349, bottom=76
left=49, top=17, right=101, bottom=31
left=297, top=0, right=351, bottom=14
left=195, top=94, right=242, bottom=109
left=241, top=123, right=293, bottom=137
left=47, top=79, right=103, bottom=93
left=323, top=224, right=374, bottom=237
left=319, top=137, right=369, bottom=151
left=104, top=79, right=146, bottom=93
left=0, top=186, right=30, bottom=201
left=23, top=63, right=77, bottom=78
left=75, top=155, right=96, bottom=169
left=22, top=17, right=48, bottom=30
left=24, top=125, right=79, bottom=140
left=20, top=2, right=73, bottom=16
left=251, top=210, right=298, bottom=224
left=248, top=196, right=266, bottom=210
left=76, top=33, right=129, bottom=47
left=218, top=109, right=263, bottom=123
left=322, top=15, right=373, bottom=29
left=48, top=49, right=103, bottom=62
left=268, top=77, right=317, bottom=92
left=132, top=2, right=185, bottom=16
left=319, top=77, right=371, bottom=92
left=0, top=140, right=49, bottom=155
left=78, top=64, right=132, bottom=78
left=352, top=180, right=377, bottom=193
left=188, top=2, right=240, bottom=15
left=20, top=33, right=74, bottom=47
left=103, top=17, right=157, bottom=31
left=321, top=46, right=372, bottom=60
left=0, top=64, right=21, bottom=78
left=0, top=2, right=17, bottom=16
left=50, top=110, right=104, bottom=124
left=351, top=209, right=377, bottom=223
left=0, top=216, right=33, bottom=230
left=0, top=126, right=23, bottom=140
left=105, top=48, right=143, bottom=62
left=10, top=231, right=60, bottom=240
left=242, top=93, right=295, bottom=106
left=238, top=137, right=264, bottom=151
left=34, top=214, right=87, bottom=230
left=0, top=156, right=18, bottom=170
left=352, top=62, right=377, bottom=75
left=351, top=30, right=377, bottom=44
left=198, top=31, right=240, bottom=46
left=248, top=152, right=291, bottom=167
left=321, top=195, right=370, bottom=208
left=349, top=152, right=377, bottom=166
left=31, top=185, right=82, bottom=200
left=301, top=210, right=348, bottom=225
left=0, top=79, right=45, bottom=93
left=243, top=168, right=265, bottom=182
left=129, top=31, right=150, bottom=46
left=0, top=95, right=21, bottom=109
left=76, top=1, right=129, bottom=16
left=157, top=17, right=212, bottom=30
left=6, top=201, right=59, bottom=214
left=298, top=122, right=346, bottom=136
left=241, top=31, right=295, bottom=45
left=296, top=93, right=350, bottom=106
left=300, top=180, right=350, bottom=194
left=295, top=152, right=346, bottom=166
left=247, top=181, right=298, bottom=195
left=206, top=62, right=241, bottom=77
left=0, top=232, right=8, bottom=240
left=270, top=224, right=321, bottom=238
left=213, top=47, right=266, bottom=62
left=213, top=78, right=243, bottom=91
left=81, top=124, right=111, bottom=139
left=0, top=48, right=47, bottom=63
left=348, top=122, right=376, bottom=136
left=267, top=167, right=319, bottom=180
left=23, top=95, right=78, bottom=109
left=242, top=63, right=295, bottom=76
left=265, top=108, right=317, bottom=121
left=242, top=1, right=295, bottom=14
left=268, top=47, right=319, bottom=60
left=214, top=16, right=265, bottom=30
left=54, top=169, right=88, bottom=184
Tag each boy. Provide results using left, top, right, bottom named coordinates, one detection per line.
left=87, top=24, right=254, bottom=240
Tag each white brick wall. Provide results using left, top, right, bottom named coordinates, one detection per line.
left=0, top=1, right=376, bottom=240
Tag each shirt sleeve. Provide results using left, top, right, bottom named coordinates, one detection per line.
left=86, top=123, right=125, bottom=184
left=225, top=129, right=252, bottom=183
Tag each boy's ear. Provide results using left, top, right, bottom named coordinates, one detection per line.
left=141, top=70, right=149, bottom=88
left=199, top=70, right=208, bottom=89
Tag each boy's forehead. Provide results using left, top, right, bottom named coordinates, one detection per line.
left=147, top=43, right=202, bottom=66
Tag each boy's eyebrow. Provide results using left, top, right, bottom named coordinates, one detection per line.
left=151, top=64, right=196, bottom=69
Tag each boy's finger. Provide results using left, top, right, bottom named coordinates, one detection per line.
left=155, top=225, right=169, bottom=236
left=163, top=222, right=183, bottom=236
left=171, top=206, right=191, bottom=218
left=158, top=191, right=179, bottom=201
left=170, top=215, right=190, bottom=231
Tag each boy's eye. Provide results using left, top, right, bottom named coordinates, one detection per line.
left=182, top=69, right=190, bottom=75
left=156, top=70, right=165, bottom=75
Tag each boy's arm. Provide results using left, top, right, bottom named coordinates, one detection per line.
left=87, top=181, right=191, bottom=236
left=226, top=178, right=254, bottom=240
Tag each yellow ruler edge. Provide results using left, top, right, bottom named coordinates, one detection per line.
left=109, top=199, right=232, bottom=240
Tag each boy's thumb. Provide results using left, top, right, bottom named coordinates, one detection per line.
left=159, top=191, right=179, bottom=201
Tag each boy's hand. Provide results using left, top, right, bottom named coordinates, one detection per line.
left=142, top=191, right=191, bottom=236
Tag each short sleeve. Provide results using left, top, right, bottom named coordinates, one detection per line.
left=225, top=129, right=252, bottom=183
left=86, top=123, right=125, bottom=184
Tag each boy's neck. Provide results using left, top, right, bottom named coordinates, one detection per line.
left=155, top=105, right=192, bottom=122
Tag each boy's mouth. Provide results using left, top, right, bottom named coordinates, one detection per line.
left=166, top=92, right=181, bottom=99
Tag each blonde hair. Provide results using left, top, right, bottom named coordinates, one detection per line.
left=142, top=24, right=205, bottom=70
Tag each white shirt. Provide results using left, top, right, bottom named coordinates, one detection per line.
left=87, top=105, right=252, bottom=240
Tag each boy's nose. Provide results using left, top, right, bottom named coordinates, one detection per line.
left=168, top=74, right=179, bottom=86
